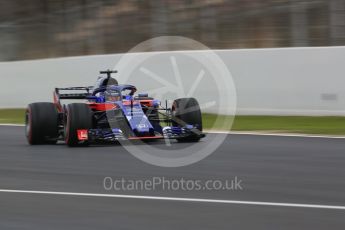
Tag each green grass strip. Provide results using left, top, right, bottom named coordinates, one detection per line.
left=1, top=109, right=345, bottom=135
left=0, top=109, right=26, bottom=124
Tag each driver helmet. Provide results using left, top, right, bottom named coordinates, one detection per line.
left=104, top=90, right=121, bottom=102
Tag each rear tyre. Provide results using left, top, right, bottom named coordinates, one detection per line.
left=64, top=103, right=93, bottom=147
left=172, top=98, right=202, bottom=142
left=25, top=102, right=59, bottom=145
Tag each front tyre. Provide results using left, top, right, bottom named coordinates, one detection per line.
left=172, top=98, right=202, bottom=142
left=25, top=102, right=59, bottom=145
left=64, top=103, right=93, bottom=147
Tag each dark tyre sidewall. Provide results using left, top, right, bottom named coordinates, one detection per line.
left=172, top=98, right=202, bottom=131
left=25, top=103, right=59, bottom=145
left=172, top=98, right=202, bottom=142
left=64, top=103, right=93, bottom=147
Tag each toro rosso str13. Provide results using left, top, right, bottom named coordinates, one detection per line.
left=25, top=70, right=205, bottom=146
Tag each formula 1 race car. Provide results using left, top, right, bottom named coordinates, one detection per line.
left=25, top=70, right=205, bottom=146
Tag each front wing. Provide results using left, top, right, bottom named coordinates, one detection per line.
left=80, top=126, right=205, bottom=142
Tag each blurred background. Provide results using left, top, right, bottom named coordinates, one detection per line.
left=0, top=0, right=344, bottom=61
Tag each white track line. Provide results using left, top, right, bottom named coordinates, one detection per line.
left=1, top=124, right=345, bottom=139
left=0, top=124, right=24, bottom=127
left=0, top=189, right=344, bottom=211
left=205, top=130, right=345, bottom=139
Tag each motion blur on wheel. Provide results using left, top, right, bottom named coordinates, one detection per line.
left=25, top=70, right=205, bottom=147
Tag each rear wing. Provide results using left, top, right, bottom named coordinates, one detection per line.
left=54, top=87, right=92, bottom=99
left=53, top=87, right=93, bottom=111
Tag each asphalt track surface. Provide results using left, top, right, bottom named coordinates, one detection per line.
left=0, top=126, right=345, bottom=229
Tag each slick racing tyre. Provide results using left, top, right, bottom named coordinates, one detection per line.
left=64, top=103, right=93, bottom=147
left=172, top=97, right=202, bottom=142
left=25, top=102, right=59, bottom=145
